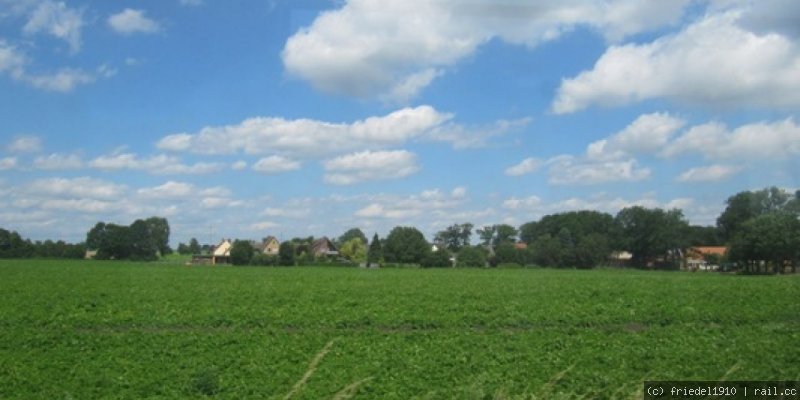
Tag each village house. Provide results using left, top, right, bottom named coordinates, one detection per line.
left=254, top=236, right=280, bottom=255
left=685, top=246, right=727, bottom=271
left=311, top=236, right=338, bottom=257
left=211, top=239, right=232, bottom=265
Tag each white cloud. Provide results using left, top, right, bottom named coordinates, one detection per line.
left=252, top=155, right=301, bottom=174
left=157, top=105, right=452, bottom=157
left=282, top=0, right=689, bottom=101
left=587, top=113, right=685, bottom=160
left=451, top=186, right=467, bottom=199
left=89, top=153, right=224, bottom=175
left=108, top=9, right=160, bottom=35
left=179, top=0, right=203, bottom=6
left=22, top=1, right=84, bottom=53
left=553, top=11, right=800, bottom=113
left=200, top=197, right=242, bottom=209
left=0, top=157, right=18, bottom=170
left=250, top=221, right=280, bottom=231
left=0, top=40, right=26, bottom=77
left=33, top=153, right=83, bottom=170
left=430, top=117, right=532, bottom=150
left=502, top=192, right=696, bottom=218
left=26, top=177, right=127, bottom=199
left=231, top=160, right=247, bottom=170
left=137, top=181, right=231, bottom=199
left=353, top=187, right=467, bottom=219
left=547, top=156, right=651, bottom=185
left=663, top=118, right=800, bottom=160
left=323, top=150, right=419, bottom=185
left=25, top=68, right=95, bottom=92
left=505, top=157, right=542, bottom=176
left=7, top=135, right=41, bottom=153
left=261, top=207, right=310, bottom=219
left=0, top=40, right=102, bottom=92
left=502, top=195, right=542, bottom=210
left=39, top=198, right=123, bottom=214
left=677, top=165, right=742, bottom=182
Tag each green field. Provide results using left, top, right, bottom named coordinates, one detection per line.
left=0, top=260, right=798, bottom=399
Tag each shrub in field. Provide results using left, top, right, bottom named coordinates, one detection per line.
left=384, top=226, right=429, bottom=264
left=250, top=253, right=278, bottom=266
left=421, top=249, right=451, bottom=268
left=230, top=240, right=254, bottom=266
left=457, top=246, right=486, bottom=267
left=279, top=241, right=295, bottom=266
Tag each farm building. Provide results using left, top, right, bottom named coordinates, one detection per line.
left=311, top=236, right=338, bottom=257
left=211, top=239, right=232, bottom=265
left=685, top=246, right=727, bottom=271
left=255, top=236, right=280, bottom=255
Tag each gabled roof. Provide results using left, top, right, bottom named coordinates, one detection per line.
left=688, top=246, right=727, bottom=257
left=311, top=236, right=337, bottom=254
left=212, top=239, right=232, bottom=256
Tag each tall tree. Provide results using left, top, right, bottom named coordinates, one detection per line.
left=367, top=233, right=382, bottom=265
left=457, top=246, right=486, bottom=267
left=494, top=224, right=518, bottom=246
left=188, top=237, right=201, bottom=254
left=434, top=223, right=473, bottom=252
left=129, top=219, right=158, bottom=261
left=717, top=187, right=794, bottom=240
left=729, top=212, right=800, bottom=274
left=145, top=217, right=171, bottom=255
left=278, top=241, right=295, bottom=266
left=477, top=225, right=496, bottom=246
left=230, top=240, right=255, bottom=266
left=383, top=226, right=429, bottom=264
left=340, top=238, right=367, bottom=263
left=616, top=206, right=689, bottom=268
left=338, top=228, right=367, bottom=246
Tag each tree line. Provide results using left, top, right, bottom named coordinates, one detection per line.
left=0, top=228, right=85, bottom=259
left=1, top=187, right=797, bottom=273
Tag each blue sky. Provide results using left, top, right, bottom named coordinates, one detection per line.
left=1, top=0, right=798, bottom=245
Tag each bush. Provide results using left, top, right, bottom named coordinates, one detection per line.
left=230, top=240, right=254, bottom=266
left=278, top=242, right=295, bottom=266
left=421, top=250, right=451, bottom=268
left=250, top=253, right=278, bottom=266
left=457, top=246, right=486, bottom=267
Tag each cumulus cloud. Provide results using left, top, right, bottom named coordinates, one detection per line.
left=502, top=192, right=696, bottom=218
left=261, top=207, right=310, bottom=219
left=553, top=11, right=800, bottom=113
left=505, top=157, right=542, bottom=176
left=7, top=135, right=42, bottom=153
left=283, top=0, right=689, bottom=101
left=547, top=156, right=651, bottom=185
left=137, top=181, right=230, bottom=199
left=586, top=113, right=685, bottom=160
left=323, top=150, right=419, bottom=185
left=252, top=155, right=301, bottom=174
left=22, top=0, right=84, bottom=53
left=663, top=118, right=800, bottom=160
left=89, top=153, right=224, bottom=175
left=0, top=157, right=18, bottom=170
left=677, top=164, right=742, bottom=182
left=0, top=40, right=26, bottom=76
left=250, top=221, right=280, bottom=231
left=108, top=9, right=160, bottom=35
left=354, top=187, right=466, bottom=219
left=26, top=177, right=127, bottom=199
left=0, top=41, right=104, bottom=92
left=157, top=105, right=452, bottom=157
